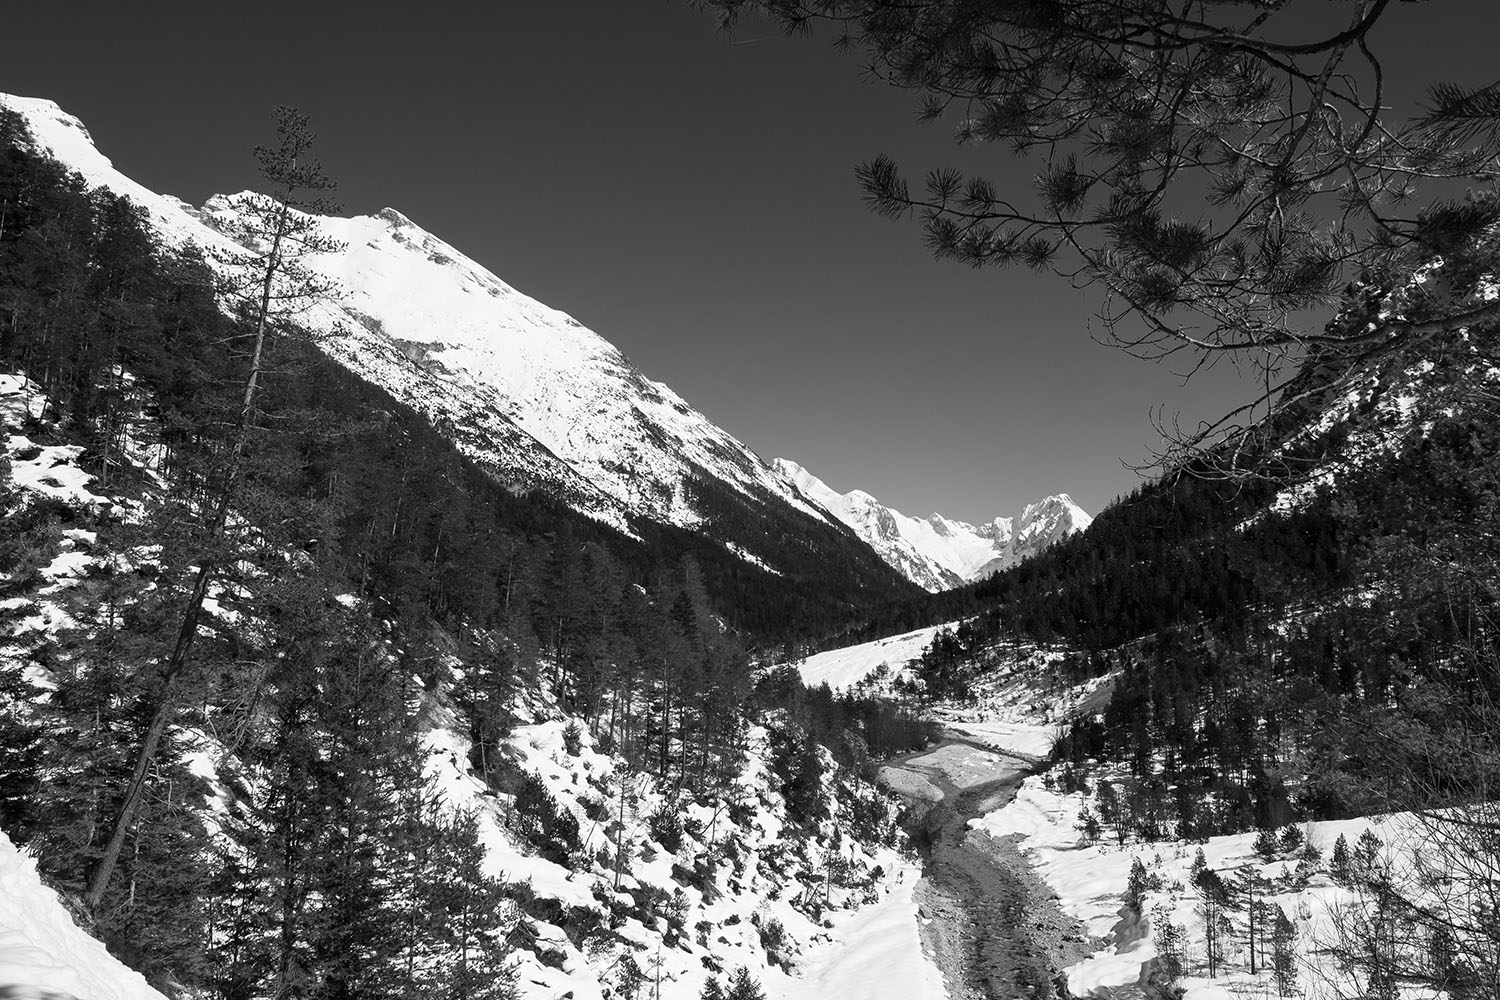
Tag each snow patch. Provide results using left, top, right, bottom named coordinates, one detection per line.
left=0, top=830, right=169, bottom=1000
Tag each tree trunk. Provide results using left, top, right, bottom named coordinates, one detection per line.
left=85, top=201, right=287, bottom=915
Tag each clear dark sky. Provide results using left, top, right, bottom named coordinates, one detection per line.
left=5, top=1, right=1495, bottom=521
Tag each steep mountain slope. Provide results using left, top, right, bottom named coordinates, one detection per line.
left=774, top=458, right=1091, bottom=591
left=2, top=92, right=908, bottom=603
left=0, top=355, right=927, bottom=999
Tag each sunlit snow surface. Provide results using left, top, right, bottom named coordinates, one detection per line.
left=788, top=623, right=954, bottom=691
left=971, top=776, right=1431, bottom=1000
left=774, top=459, right=1091, bottom=592
left=2, top=92, right=828, bottom=555
left=0, top=830, right=168, bottom=1000
left=772, top=862, right=946, bottom=1000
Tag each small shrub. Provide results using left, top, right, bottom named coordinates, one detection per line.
left=1253, top=827, right=1281, bottom=862
left=514, top=771, right=581, bottom=865
left=755, top=914, right=788, bottom=955
left=580, top=794, right=608, bottom=823
left=648, top=804, right=685, bottom=854
left=1124, top=857, right=1162, bottom=912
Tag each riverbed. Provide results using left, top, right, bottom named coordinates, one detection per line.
left=881, top=730, right=1095, bottom=1000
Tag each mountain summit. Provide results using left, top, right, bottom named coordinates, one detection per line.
left=2, top=93, right=921, bottom=610
left=773, top=459, right=1091, bottom=591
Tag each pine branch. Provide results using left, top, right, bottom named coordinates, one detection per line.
left=1420, top=80, right=1500, bottom=147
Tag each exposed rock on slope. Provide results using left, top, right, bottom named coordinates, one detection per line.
left=775, top=458, right=1091, bottom=591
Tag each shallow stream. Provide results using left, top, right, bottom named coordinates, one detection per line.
left=880, top=732, right=1093, bottom=1000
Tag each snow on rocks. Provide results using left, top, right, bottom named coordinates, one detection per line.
left=774, top=458, right=1090, bottom=592
left=414, top=679, right=917, bottom=1000
left=5, top=437, right=107, bottom=512
left=0, top=830, right=167, bottom=1000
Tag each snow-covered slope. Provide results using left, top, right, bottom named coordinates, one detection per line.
left=774, top=459, right=1091, bottom=591
left=787, top=622, right=957, bottom=691
left=0, top=372, right=923, bottom=1000
left=0, top=830, right=167, bottom=1000
left=2, top=92, right=837, bottom=560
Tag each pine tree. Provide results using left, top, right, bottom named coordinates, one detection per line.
left=1192, top=863, right=1230, bottom=978
left=1150, top=903, right=1184, bottom=982
left=1272, top=905, right=1298, bottom=997
left=1253, top=827, right=1281, bottom=862
left=1074, top=807, right=1101, bottom=845
left=27, top=557, right=215, bottom=990
left=697, top=0, right=1500, bottom=471
left=1235, top=867, right=1275, bottom=975
left=0, top=655, right=42, bottom=837
left=1123, top=857, right=1159, bottom=913
left=1330, top=833, right=1351, bottom=885
left=85, top=105, right=344, bottom=914
left=724, top=966, right=765, bottom=1000
left=434, top=811, right=520, bottom=1000
left=392, top=803, right=519, bottom=1000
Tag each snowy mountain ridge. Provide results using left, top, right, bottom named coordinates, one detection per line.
left=3, top=92, right=836, bottom=564
left=774, top=458, right=1091, bottom=591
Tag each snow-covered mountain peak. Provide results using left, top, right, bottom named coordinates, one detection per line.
left=7, top=95, right=92, bottom=148
left=773, top=457, right=1091, bottom=592
left=6, top=92, right=848, bottom=565
left=1018, top=493, right=1089, bottom=528
left=377, top=206, right=416, bottom=228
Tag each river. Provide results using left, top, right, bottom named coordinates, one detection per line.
left=880, top=730, right=1096, bottom=1000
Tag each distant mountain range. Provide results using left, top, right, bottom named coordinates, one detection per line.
left=773, top=459, right=1091, bottom=591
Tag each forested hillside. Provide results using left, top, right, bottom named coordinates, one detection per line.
left=0, top=107, right=934, bottom=998
left=896, top=265, right=1500, bottom=832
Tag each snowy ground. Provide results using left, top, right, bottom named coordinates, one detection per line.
left=971, top=775, right=1428, bottom=1000
left=421, top=695, right=926, bottom=1000
left=772, top=861, right=946, bottom=1000
left=0, top=372, right=929, bottom=1000
left=788, top=623, right=956, bottom=691
left=943, top=719, right=1058, bottom=761
left=0, top=832, right=166, bottom=1000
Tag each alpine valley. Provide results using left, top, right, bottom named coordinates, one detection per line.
left=5, top=56, right=1500, bottom=1000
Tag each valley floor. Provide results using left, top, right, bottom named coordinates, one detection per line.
left=877, top=724, right=1093, bottom=1000
left=772, top=860, right=944, bottom=1000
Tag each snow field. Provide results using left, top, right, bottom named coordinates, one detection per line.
left=971, top=773, right=1424, bottom=1000
left=788, top=623, right=956, bottom=691
left=772, top=860, right=946, bottom=1000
